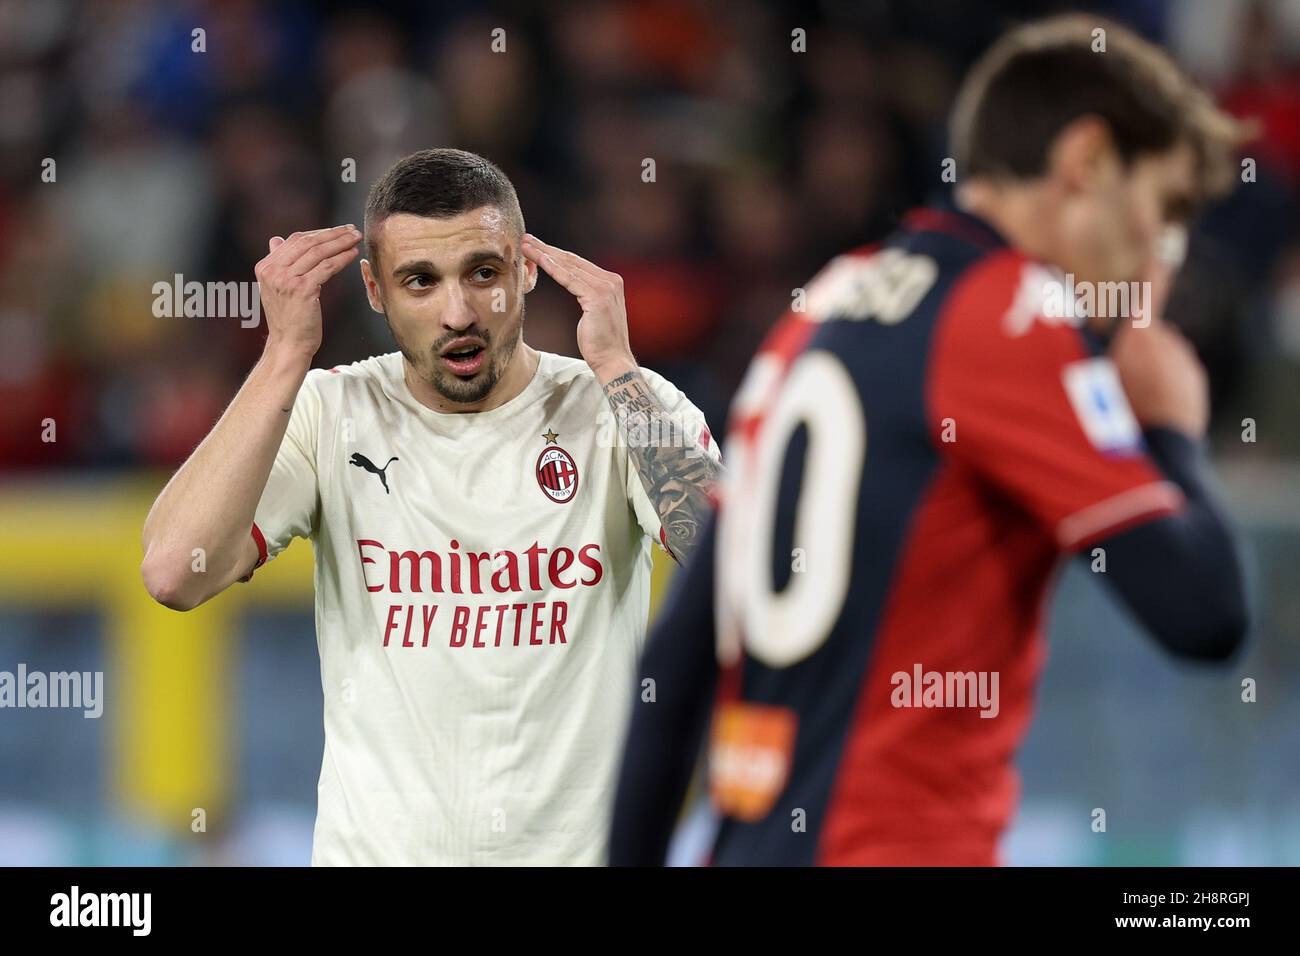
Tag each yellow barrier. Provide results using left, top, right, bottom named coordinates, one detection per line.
left=0, top=478, right=676, bottom=829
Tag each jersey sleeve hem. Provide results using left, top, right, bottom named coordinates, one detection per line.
left=1054, top=481, right=1185, bottom=551
left=237, top=522, right=270, bottom=583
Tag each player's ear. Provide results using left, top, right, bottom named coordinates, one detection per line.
left=522, top=251, right=538, bottom=293
left=359, top=259, right=386, bottom=314
left=1051, top=114, right=1115, bottom=194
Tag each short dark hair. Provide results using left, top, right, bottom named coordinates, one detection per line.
left=364, top=148, right=525, bottom=265
left=950, top=15, right=1247, bottom=202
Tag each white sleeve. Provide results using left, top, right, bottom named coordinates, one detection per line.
left=243, top=371, right=323, bottom=578
left=623, top=366, right=722, bottom=552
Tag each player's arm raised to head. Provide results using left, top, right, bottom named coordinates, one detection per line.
left=140, top=225, right=360, bottom=611
left=520, top=234, right=722, bottom=562
left=601, top=367, right=721, bottom=562
left=931, top=255, right=1247, bottom=661
left=1088, top=319, right=1248, bottom=660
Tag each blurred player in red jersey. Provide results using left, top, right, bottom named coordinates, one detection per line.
left=612, top=15, right=1251, bottom=866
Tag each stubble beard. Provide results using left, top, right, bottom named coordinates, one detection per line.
left=387, top=300, right=525, bottom=406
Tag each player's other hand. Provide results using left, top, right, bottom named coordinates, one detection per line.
left=521, top=234, right=636, bottom=382
left=1111, top=316, right=1209, bottom=439
left=254, top=224, right=363, bottom=360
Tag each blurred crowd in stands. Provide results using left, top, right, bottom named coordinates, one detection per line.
left=2, top=0, right=1298, bottom=471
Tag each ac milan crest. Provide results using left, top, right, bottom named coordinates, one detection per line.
left=536, top=445, right=579, bottom=503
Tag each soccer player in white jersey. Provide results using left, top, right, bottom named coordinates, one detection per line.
left=140, top=148, right=721, bottom=865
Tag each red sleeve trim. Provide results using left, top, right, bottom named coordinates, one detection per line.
left=1055, top=481, right=1185, bottom=550
left=239, top=523, right=269, bottom=583
left=659, top=526, right=681, bottom=565
left=251, top=522, right=268, bottom=566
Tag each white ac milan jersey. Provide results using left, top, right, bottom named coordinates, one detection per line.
left=247, top=349, right=719, bottom=865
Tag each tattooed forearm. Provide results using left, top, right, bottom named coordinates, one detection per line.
left=603, top=369, right=721, bottom=562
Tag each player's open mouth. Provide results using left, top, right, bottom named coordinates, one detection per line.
left=440, top=342, right=486, bottom=376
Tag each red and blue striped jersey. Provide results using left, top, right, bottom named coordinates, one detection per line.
left=708, top=206, right=1185, bottom=865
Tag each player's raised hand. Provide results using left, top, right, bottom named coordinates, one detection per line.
left=1111, top=316, right=1209, bottom=439
left=254, top=224, right=362, bottom=360
left=521, top=234, right=635, bottom=382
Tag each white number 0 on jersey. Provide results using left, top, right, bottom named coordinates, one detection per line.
left=717, top=351, right=866, bottom=669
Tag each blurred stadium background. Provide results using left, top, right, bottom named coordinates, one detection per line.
left=1, top=0, right=1298, bottom=865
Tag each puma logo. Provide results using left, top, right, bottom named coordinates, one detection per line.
left=349, top=453, right=399, bottom=494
